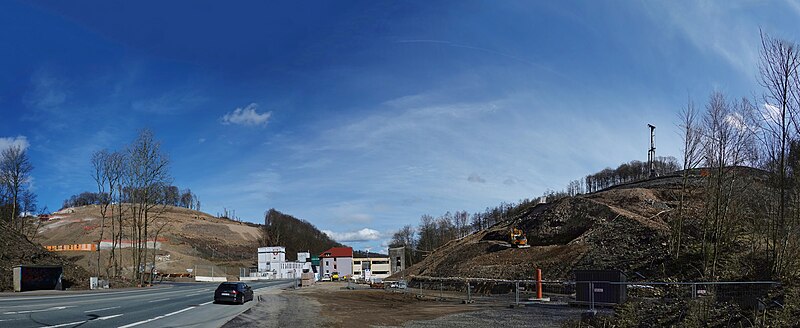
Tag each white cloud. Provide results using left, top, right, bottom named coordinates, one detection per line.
left=221, top=103, right=272, bottom=126
left=725, top=112, right=748, bottom=131
left=198, top=138, right=207, bottom=143
left=0, top=136, right=30, bottom=151
left=323, top=228, right=382, bottom=242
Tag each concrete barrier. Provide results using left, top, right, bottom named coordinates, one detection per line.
left=239, top=277, right=271, bottom=282
left=195, top=276, right=227, bottom=282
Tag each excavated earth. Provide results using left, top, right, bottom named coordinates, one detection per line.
left=397, top=173, right=709, bottom=281
left=0, top=220, right=90, bottom=291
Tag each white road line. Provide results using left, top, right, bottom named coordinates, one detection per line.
left=199, top=301, right=213, bottom=306
left=0, top=287, right=166, bottom=302
left=84, top=306, right=121, bottom=313
left=4, top=306, right=73, bottom=315
left=0, top=318, right=21, bottom=322
left=147, top=297, right=172, bottom=303
left=97, top=314, right=124, bottom=320
left=43, top=314, right=124, bottom=328
left=44, top=320, right=87, bottom=327
left=117, top=306, right=195, bottom=328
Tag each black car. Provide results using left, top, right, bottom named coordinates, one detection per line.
left=213, top=282, right=254, bottom=304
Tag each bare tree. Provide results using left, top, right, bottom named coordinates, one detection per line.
left=0, top=145, right=33, bottom=232
left=125, top=130, right=171, bottom=284
left=755, top=30, right=800, bottom=276
left=699, top=92, right=755, bottom=278
left=673, top=97, right=704, bottom=259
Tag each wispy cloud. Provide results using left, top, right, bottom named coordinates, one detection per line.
left=323, top=228, right=381, bottom=242
left=641, top=2, right=760, bottom=77
left=467, top=173, right=486, bottom=183
left=0, top=136, right=30, bottom=151
left=24, top=69, right=67, bottom=110
left=131, top=89, right=207, bottom=114
left=221, top=103, right=272, bottom=126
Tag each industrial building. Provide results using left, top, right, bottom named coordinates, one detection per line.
left=352, top=256, right=391, bottom=282
left=255, top=246, right=311, bottom=279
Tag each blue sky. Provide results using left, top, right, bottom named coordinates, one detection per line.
left=2, top=1, right=799, bottom=252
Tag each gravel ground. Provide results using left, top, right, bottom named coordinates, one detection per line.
left=222, top=287, right=331, bottom=328
left=381, top=305, right=593, bottom=328
left=223, top=283, right=609, bottom=328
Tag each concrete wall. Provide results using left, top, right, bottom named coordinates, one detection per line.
left=195, top=276, right=227, bottom=282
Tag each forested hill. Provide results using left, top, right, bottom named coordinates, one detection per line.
left=262, top=208, right=344, bottom=260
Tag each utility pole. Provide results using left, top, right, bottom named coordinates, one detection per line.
left=648, top=124, right=656, bottom=178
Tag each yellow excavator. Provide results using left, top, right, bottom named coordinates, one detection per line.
left=510, top=227, right=530, bottom=248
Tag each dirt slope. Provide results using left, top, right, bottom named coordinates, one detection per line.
left=35, top=205, right=263, bottom=275
left=0, top=220, right=90, bottom=291
left=398, top=174, right=701, bottom=281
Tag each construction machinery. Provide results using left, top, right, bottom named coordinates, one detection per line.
left=510, top=227, right=530, bottom=248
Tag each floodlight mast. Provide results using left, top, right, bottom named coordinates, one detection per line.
left=648, top=124, right=656, bottom=178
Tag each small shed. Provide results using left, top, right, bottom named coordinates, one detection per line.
left=574, top=270, right=626, bottom=305
left=13, top=265, right=64, bottom=292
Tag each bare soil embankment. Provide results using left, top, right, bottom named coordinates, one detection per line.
left=0, top=220, right=90, bottom=291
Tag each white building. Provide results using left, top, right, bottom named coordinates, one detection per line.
left=256, top=246, right=311, bottom=279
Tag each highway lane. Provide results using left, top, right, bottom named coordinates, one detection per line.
left=0, top=280, right=294, bottom=328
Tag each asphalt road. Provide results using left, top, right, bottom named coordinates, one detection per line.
left=0, top=280, right=294, bottom=328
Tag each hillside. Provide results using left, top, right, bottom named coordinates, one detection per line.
left=396, top=168, right=768, bottom=281
left=35, top=205, right=343, bottom=278
left=0, top=220, right=90, bottom=291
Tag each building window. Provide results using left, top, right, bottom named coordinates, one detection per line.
left=334, top=264, right=337, bottom=269
left=372, top=260, right=389, bottom=265
left=354, top=261, right=361, bottom=265
left=326, top=260, right=329, bottom=266
left=373, top=271, right=389, bottom=275
left=354, top=271, right=361, bottom=275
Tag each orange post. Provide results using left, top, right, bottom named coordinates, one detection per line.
left=536, top=268, right=543, bottom=299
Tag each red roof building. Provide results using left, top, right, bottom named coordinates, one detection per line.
left=319, top=247, right=353, bottom=277
left=319, top=247, right=353, bottom=258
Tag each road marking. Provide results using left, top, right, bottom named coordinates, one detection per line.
left=4, top=306, right=73, bottom=315
left=84, top=306, right=121, bottom=313
left=44, top=320, right=87, bottom=327
left=0, top=318, right=21, bottom=322
left=147, top=297, right=172, bottom=303
left=199, top=301, right=213, bottom=306
left=117, top=306, right=195, bottom=328
left=43, top=314, right=124, bottom=328
left=97, top=314, right=124, bottom=320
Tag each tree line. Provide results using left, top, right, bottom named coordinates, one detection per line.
left=262, top=208, right=342, bottom=259
left=62, top=186, right=200, bottom=211
left=667, top=30, right=800, bottom=280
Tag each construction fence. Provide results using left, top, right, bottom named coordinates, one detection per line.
left=397, top=276, right=779, bottom=324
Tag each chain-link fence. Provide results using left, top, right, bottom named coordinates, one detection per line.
left=397, top=276, right=779, bottom=315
